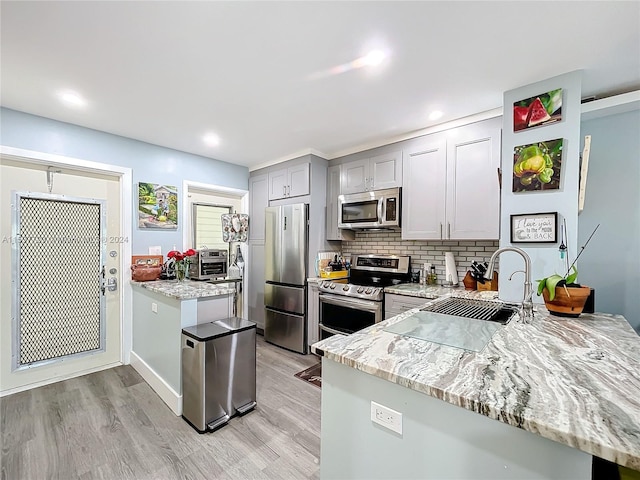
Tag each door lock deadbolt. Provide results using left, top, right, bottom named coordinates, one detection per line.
left=107, top=277, right=118, bottom=292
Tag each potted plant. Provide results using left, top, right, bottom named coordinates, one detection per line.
left=536, top=225, right=598, bottom=317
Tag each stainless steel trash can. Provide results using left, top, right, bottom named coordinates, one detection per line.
left=181, top=317, right=256, bottom=433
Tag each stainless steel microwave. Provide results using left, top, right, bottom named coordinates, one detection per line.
left=338, top=187, right=401, bottom=229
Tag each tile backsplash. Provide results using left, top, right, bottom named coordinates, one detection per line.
left=341, top=230, right=499, bottom=284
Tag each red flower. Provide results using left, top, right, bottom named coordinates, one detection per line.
left=168, top=249, right=196, bottom=261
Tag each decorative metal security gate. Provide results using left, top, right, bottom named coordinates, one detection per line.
left=12, top=192, right=106, bottom=370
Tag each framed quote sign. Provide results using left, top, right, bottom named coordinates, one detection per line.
left=510, top=212, right=557, bottom=243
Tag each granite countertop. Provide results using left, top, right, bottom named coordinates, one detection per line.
left=132, top=279, right=236, bottom=300
left=311, top=296, right=640, bottom=469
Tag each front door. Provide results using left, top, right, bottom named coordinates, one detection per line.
left=0, top=158, right=122, bottom=393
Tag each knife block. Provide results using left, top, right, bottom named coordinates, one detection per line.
left=462, top=271, right=477, bottom=290
left=477, top=272, right=498, bottom=291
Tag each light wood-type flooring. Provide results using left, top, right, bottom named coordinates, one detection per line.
left=1, top=336, right=321, bottom=480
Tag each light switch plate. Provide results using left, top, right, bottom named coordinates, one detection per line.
left=371, top=401, right=402, bottom=435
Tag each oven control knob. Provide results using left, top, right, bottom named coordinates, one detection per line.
left=342, top=285, right=350, bottom=291
left=357, top=287, right=364, bottom=294
left=329, top=283, right=336, bottom=289
left=365, top=288, right=373, bottom=295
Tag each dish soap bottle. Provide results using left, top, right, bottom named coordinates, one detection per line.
left=428, top=265, right=438, bottom=285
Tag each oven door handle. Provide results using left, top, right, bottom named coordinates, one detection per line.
left=319, top=324, right=348, bottom=336
left=319, top=294, right=380, bottom=313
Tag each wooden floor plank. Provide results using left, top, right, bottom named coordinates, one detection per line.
left=1, top=335, right=321, bottom=479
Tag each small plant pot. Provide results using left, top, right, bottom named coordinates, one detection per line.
left=542, top=285, right=591, bottom=317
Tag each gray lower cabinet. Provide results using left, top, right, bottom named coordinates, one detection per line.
left=307, top=282, right=320, bottom=348
left=384, top=293, right=430, bottom=319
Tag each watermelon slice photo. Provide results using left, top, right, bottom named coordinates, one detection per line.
left=513, top=88, right=563, bottom=132
left=527, top=97, right=551, bottom=127
left=513, top=105, right=530, bottom=131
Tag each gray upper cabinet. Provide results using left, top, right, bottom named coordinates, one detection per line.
left=402, top=124, right=501, bottom=240
left=249, top=173, right=269, bottom=241
left=401, top=140, right=447, bottom=240
left=268, top=163, right=310, bottom=200
left=341, top=151, right=402, bottom=194
left=326, top=164, right=355, bottom=241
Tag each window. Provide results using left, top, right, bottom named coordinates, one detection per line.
left=192, top=203, right=231, bottom=251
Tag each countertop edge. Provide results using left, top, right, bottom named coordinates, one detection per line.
left=311, top=303, right=640, bottom=470
left=132, top=280, right=236, bottom=300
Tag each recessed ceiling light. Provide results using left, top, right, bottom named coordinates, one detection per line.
left=429, top=110, right=444, bottom=121
left=58, top=90, right=86, bottom=108
left=362, top=50, right=386, bottom=67
left=203, top=133, right=220, bottom=147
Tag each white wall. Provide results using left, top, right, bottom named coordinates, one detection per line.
left=1, top=107, right=249, bottom=256
left=579, top=110, right=640, bottom=331
left=499, top=71, right=582, bottom=303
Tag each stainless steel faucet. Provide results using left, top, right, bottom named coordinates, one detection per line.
left=485, top=246, right=534, bottom=324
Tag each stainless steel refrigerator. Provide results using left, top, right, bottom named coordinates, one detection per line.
left=264, top=203, right=308, bottom=354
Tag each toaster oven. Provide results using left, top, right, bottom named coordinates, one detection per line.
left=188, top=249, right=228, bottom=280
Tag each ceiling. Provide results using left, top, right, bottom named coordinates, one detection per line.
left=1, top=2, right=639, bottom=170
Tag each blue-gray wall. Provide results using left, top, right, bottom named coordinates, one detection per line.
left=580, top=110, right=640, bottom=332
left=0, top=107, right=249, bottom=254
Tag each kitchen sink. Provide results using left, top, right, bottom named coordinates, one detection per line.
left=420, top=297, right=518, bottom=325
left=384, top=297, right=518, bottom=352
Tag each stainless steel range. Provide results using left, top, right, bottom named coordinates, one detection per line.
left=318, top=254, right=411, bottom=339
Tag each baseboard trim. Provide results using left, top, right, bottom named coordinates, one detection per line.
left=129, top=350, right=182, bottom=416
left=0, top=361, right=122, bottom=397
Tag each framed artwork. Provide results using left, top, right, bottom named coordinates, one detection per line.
left=512, top=138, right=563, bottom=192
left=511, top=212, right=557, bottom=243
left=138, top=182, right=178, bottom=229
left=513, top=88, right=562, bottom=132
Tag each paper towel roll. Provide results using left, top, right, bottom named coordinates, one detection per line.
left=444, top=252, right=459, bottom=286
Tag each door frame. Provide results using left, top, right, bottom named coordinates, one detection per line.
left=182, top=179, right=249, bottom=316
left=1, top=145, right=133, bottom=367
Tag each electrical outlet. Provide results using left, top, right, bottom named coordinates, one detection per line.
left=371, top=401, right=402, bottom=435
left=151, top=302, right=158, bottom=313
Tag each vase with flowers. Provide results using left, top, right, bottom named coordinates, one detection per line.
left=168, top=249, right=196, bottom=282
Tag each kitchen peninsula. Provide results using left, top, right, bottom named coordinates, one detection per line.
left=131, top=280, right=236, bottom=415
left=312, top=294, right=640, bottom=479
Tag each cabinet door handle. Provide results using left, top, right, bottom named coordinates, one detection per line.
left=448, top=223, right=451, bottom=238
left=364, top=177, right=368, bottom=190
left=283, top=185, right=286, bottom=196
left=440, top=223, right=443, bottom=239
left=287, top=185, right=290, bottom=196
left=370, top=177, right=374, bottom=189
